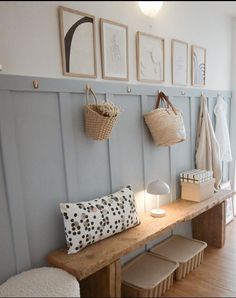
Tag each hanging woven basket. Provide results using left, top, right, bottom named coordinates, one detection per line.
left=144, top=91, right=186, bottom=146
left=84, top=86, right=120, bottom=141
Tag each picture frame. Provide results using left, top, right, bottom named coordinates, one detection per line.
left=220, top=180, right=235, bottom=225
left=191, top=45, right=206, bottom=87
left=136, top=31, right=165, bottom=83
left=171, top=39, right=188, bottom=86
left=58, top=6, right=97, bottom=78
left=100, top=18, right=129, bottom=81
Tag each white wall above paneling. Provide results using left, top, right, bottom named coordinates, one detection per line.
left=0, top=1, right=232, bottom=90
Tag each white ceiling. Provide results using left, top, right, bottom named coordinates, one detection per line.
left=204, top=1, right=236, bottom=17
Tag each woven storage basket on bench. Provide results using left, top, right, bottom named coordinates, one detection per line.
left=84, top=85, right=119, bottom=141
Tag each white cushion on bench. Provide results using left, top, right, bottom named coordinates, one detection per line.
left=0, top=267, right=80, bottom=297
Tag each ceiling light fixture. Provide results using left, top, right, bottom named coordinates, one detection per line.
left=138, top=1, right=164, bottom=17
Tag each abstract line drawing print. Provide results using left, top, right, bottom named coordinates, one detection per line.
left=140, top=46, right=162, bottom=80
left=101, top=19, right=128, bottom=80
left=59, top=6, right=96, bottom=77
left=109, top=34, right=121, bottom=64
left=172, top=39, right=188, bottom=85
left=192, top=46, right=206, bottom=86
left=137, top=32, right=164, bottom=82
left=64, top=16, right=93, bottom=73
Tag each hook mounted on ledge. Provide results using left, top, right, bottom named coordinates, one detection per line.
left=86, top=84, right=91, bottom=92
left=127, top=87, right=132, bottom=93
left=33, top=80, right=39, bottom=89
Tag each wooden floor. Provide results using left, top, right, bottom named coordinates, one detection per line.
left=164, top=219, right=236, bottom=297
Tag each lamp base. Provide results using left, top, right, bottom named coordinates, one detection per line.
left=150, top=208, right=166, bottom=218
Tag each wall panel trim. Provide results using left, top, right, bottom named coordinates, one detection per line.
left=58, top=92, right=80, bottom=202
left=106, top=93, right=114, bottom=194
left=140, top=95, right=148, bottom=213
left=0, top=74, right=232, bottom=98
left=0, top=91, right=31, bottom=272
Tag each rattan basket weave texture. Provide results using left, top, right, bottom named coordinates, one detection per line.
left=144, top=91, right=186, bottom=146
left=84, top=86, right=119, bottom=141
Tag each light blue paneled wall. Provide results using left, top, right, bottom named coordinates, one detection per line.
left=0, top=74, right=232, bottom=283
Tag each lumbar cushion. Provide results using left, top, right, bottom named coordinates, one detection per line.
left=0, top=267, right=80, bottom=297
left=60, top=185, right=140, bottom=254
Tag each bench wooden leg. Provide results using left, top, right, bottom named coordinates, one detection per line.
left=80, top=259, right=121, bottom=298
left=192, top=202, right=225, bottom=248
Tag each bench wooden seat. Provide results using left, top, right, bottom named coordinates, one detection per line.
left=47, top=189, right=234, bottom=297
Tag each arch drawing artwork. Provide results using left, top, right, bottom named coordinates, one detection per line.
left=191, top=45, right=206, bottom=87
left=59, top=6, right=97, bottom=78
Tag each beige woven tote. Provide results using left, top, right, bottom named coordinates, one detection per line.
left=84, top=86, right=119, bottom=141
left=144, top=91, right=186, bottom=146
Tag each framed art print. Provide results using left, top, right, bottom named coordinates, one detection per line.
left=100, top=19, right=129, bottom=81
left=58, top=6, right=97, bottom=78
left=191, top=45, right=206, bottom=87
left=137, top=32, right=165, bottom=83
left=171, top=39, right=188, bottom=86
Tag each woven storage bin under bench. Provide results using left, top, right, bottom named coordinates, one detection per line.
left=121, top=252, right=178, bottom=297
left=150, top=235, right=207, bottom=280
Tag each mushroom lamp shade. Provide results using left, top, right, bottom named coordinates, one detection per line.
left=147, top=179, right=170, bottom=218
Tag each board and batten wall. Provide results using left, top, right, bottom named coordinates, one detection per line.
left=0, top=74, right=232, bottom=283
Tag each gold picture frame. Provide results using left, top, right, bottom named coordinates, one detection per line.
left=171, top=39, right=188, bottom=86
left=58, top=6, right=97, bottom=78
left=100, top=18, right=129, bottom=81
left=136, top=31, right=165, bottom=83
left=191, top=45, right=206, bottom=87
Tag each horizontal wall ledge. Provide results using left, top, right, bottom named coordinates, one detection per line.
left=0, top=74, right=232, bottom=98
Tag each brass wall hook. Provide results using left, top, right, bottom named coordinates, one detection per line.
left=33, top=80, right=39, bottom=89
left=86, top=84, right=91, bottom=92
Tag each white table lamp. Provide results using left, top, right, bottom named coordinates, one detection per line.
left=147, top=179, right=170, bottom=218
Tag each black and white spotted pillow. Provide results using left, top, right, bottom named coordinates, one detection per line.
left=60, top=185, right=140, bottom=254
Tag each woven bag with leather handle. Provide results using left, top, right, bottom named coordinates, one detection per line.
left=144, top=91, right=186, bottom=146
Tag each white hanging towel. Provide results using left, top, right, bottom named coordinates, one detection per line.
left=195, top=95, right=222, bottom=188
left=214, top=96, right=232, bottom=162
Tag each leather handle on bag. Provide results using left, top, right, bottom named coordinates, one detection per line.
left=155, top=92, right=163, bottom=109
left=155, top=91, right=177, bottom=115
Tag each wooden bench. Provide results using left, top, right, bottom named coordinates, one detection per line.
left=47, top=189, right=234, bottom=297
